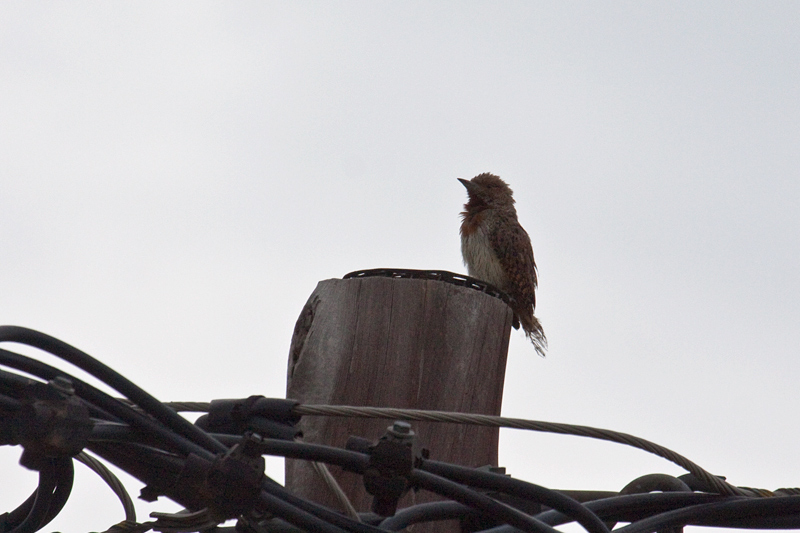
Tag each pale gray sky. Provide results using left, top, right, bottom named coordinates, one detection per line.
left=1, top=2, right=799, bottom=531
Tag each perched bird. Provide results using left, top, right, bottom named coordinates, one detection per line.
left=459, top=173, right=547, bottom=355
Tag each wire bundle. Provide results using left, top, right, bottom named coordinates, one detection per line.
left=1, top=325, right=800, bottom=533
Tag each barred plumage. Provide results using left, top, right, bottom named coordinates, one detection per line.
left=459, top=173, right=547, bottom=356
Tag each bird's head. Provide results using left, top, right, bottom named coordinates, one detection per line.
left=458, top=173, right=516, bottom=209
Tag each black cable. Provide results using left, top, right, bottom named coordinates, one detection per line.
left=0, top=459, right=74, bottom=533
left=245, top=436, right=554, bottom=532
left=9, top=469, right=56, bottom=533
left=421, top=459, right=609, bottom=533
left=247, top=436, right=370, bottom=474
left=0, top=490, right=37, bottom=532
left=0, top=346, right=212, bottom=459
left=0, top=326, right=227, bottom=456
left=91, top=438, right=367, bottom=531
left=236, top=437, right=542, bottom=533
left=75, top=451, right=137, bottom=523
left=5, top=457, right=71, bottom=533
left=94, top=431, right=370, bottom=479
left=255, top=489, right=349, bottom=533
left=717, top=514, right=800, bottom=529
left=0, top=367, right=38, bottom=392
left=0, top=350, right=120, bottom=422
left=260, top=480, right=387, bottom=533
left=87, top=441, right=184, bottom=488
left=0, top=391, right=22, bottom=411
left=615, top=495, right=800, bottom=533
left=535, top=492, right=728, bottom=526
left=34, top=457, right=75, bottom=530
left=92, top=434, right=372, bottom=533
left=13, top=326, right=800, bottom=533
left=93, top=430, right=375, bottom=525
left=91, top=421, right=175, bottom=450
left=379, top=500, right=479, bottom=530
left=99, top=428, right=800, bottom=533
left=205, top=435, right=565, bottom=533
left=409, top=469, right=559, bottom=533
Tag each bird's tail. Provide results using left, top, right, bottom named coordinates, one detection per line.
left=521, top=314, right=547, bottom=357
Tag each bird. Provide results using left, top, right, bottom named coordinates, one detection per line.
left=459, top=173, right=547, bottom=356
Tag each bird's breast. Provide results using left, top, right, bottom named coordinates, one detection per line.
left=461, top=226, right=509, bottom=291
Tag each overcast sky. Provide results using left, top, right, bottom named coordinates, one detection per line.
left=1, top=2, right=799, bottom=532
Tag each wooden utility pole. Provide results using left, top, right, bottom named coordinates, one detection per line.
left=285, top=271, right=513, bottom=529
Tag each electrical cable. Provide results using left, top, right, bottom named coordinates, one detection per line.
left=0, top=348, right=122, bottom=422
left=421, top=459, right=608, bottom=533
left=0, top=466, right=74, bottom=533
left=89, top=436, right=364, bottom=532
left=240, top=436, right=563, bottom=532
left=10, top=327, right=800, bottom=533
left=244, top=437, right=370, bottom=474
left=90, top=429, right=351, bottom=528
left=6, top=457, right=72, bottom=533
left=378, top=500, right=479, bottom=530
left=0, top=366, right=39, bottom=391
left=255, top=488, right=350, bottom=533
left=0, top=326, right=227, bottom=457
left=170, top=401, right=750, bottom=498
left=293, top=404, right=745, bottom=497
left=0, top=347, right=213, bottom=458
left=101, top=431, right=556, bottom=533
left=535, top=492, right=728, bottom=526
left=409, top=469, right=560, bottom=533
left=165, top=422, right=784, bottom=533
left=224, top=436, right=547, bottom=533
left=0, top=391, right=22, bottom=411
left=0, top=488, right=38, bottom=531
left=614, top=495, right=800, bottom=533
left=311, top=458, right=361, bottom=520
left=34, top=457, right=75, bottom=531
left=87, top=441, right=184, bottom=490
left=259, top=480, right=386, bottom=533
left=8, top=466, right=57, bottom=533
left=75, top=451, right=136, bottom=522
left=478, top=493, right=800, bottom=533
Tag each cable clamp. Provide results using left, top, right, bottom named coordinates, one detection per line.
left=194, top=396, right=302, bottom=441
left=347, top=421, right=425, bottom=517
left=12, top=377, right=92, bottom=470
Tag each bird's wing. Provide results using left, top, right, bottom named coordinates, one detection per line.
left=490, top=216, right=538, bottom=310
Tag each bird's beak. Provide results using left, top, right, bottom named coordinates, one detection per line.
left=458, top=177, right=479, bottom=196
